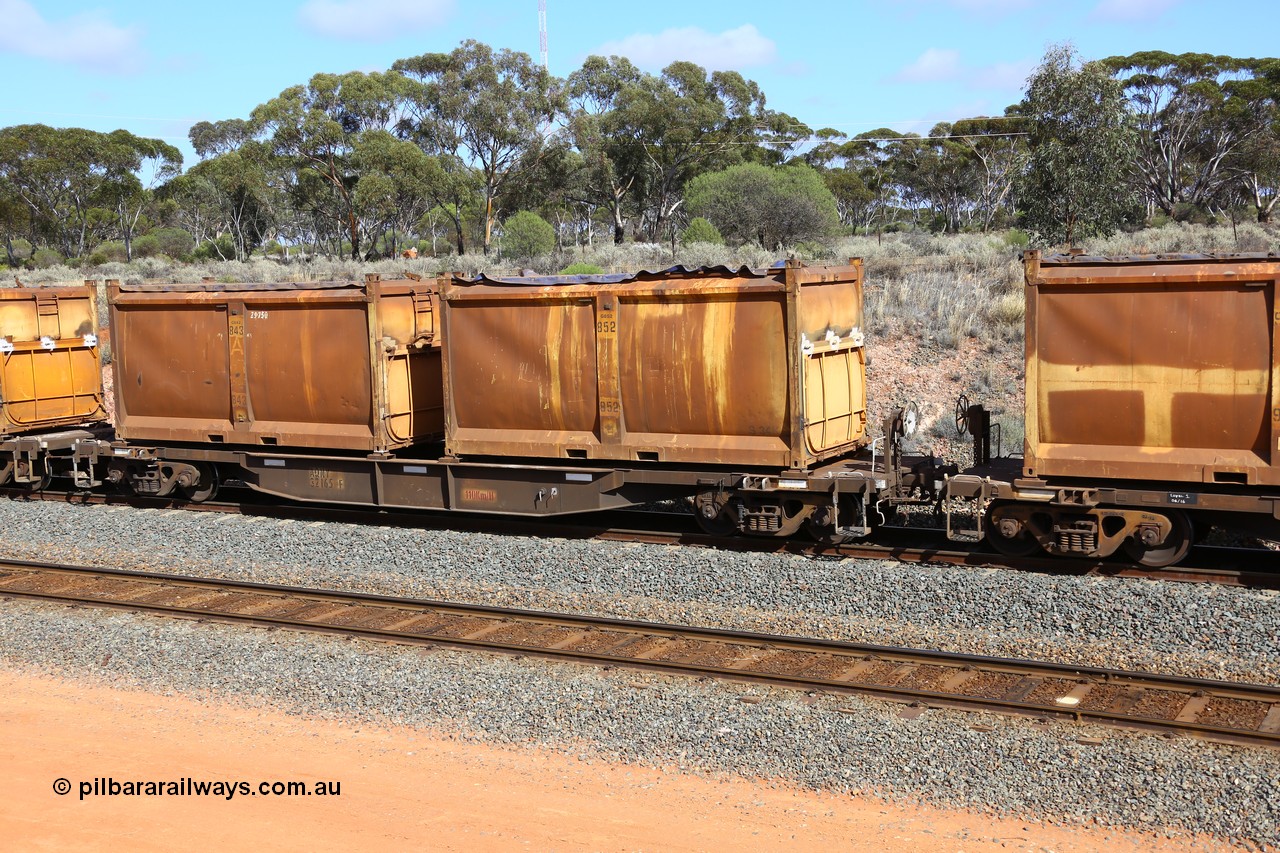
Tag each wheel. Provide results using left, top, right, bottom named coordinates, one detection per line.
left=694, top=499, right=738, bottom=536
left=985, top=504, right=1042, bottom=557
left=955, top=394, right=970, bottom=436
left=179, top=463, right=218, bottom=503
left=26, top=474, right=51, bottom=491
left=1122, top=511, right=1192, bottom=568
left=13, top=460, right=50, bottom=491
left=807, top=517, right=852, bottom=546
left=807, top=498, right=864, bottom=546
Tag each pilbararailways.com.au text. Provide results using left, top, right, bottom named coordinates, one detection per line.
left=57, top=777, right=341, bottom=800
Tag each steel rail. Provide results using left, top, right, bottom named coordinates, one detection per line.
left=2, top=558, right=1278, bottom=749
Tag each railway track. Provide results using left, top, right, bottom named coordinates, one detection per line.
left=2, top=558, right=1278, bottom=749
left=4, top=485, right=1279, bottom=590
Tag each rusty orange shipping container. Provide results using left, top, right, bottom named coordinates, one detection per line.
left=440, top=260, right=867, bottom=468
left=0, top=283, right=105, bottom=435
left=110, top=276, right=442, bottom=452
left=1024, top=251, right=1280, bottom=487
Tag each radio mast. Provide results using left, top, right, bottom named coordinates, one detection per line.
left=538, top=0, right=548, bottom=71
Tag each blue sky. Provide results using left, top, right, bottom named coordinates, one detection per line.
left=0, top=0, right=1274, bottom=167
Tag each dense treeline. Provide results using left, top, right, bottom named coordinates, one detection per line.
left=0, top=42, right=1277, bottom=268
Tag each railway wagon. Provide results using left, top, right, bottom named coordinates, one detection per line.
left=82, top=259, right=919, bottom=541
left=109, top=274, right=443, bottom=455
left=0, top=283, right=106, bottom=486
left=969, top=251, right=1280, bottom=566
left=439, top=259, right=868, bottom=468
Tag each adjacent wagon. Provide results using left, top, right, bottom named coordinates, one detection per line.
left=968, top=251, right=1280, bottom=566
left=0, top=283, right=106, bottom=486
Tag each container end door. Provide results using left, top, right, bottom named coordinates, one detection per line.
left=802, top=340, right=867, bottom=456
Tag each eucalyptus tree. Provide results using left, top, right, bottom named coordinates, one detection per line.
left=157, top=172, right=220, bottom=251
left=685, top=162, right=839, bottom=248
left=948, top=115, right=1029, bottom=230
left=1017, top=45, right=1138, bottom=246
left=566, top=55, right=649, bottom=244
left=498, top=143, right=591, bottom=250
left=184, top=143, right=277, bottom=261
left=813, top=128, right=920, bottom=232
left=1222, top=59, right=1280, bottom=222
left=188, top=119, right=254, bottom=159
left=806, top=129, right=873, bottom=231
left=352, top=130, right=446, bottom=257
left=393, top=40, right=565, bottom=255
left=250, top=70, right=412, bottom=259
left=1232, top=119, right=1280, bottom=222
left=0, top=124, right=180, bottom=259
left=891, top=124, right=981, bottom=232
left=625, top=61, right=776, bottom=242
left=104, top=130, right=183, bottom=260
left=0, top=178, right=32, bottom=266
left=1101, top=51, right=1273, bottom=216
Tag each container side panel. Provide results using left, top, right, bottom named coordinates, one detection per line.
left=449, top=300, right=598, bottom=433
left=1043, top=389, right=1146, bottom=447
left=1036, top=285, right=1270, bottom=455
left=1, top=354, right=39, bottom=411
left=0, top=298, right=39, bottom=340
left=11, top=350, right=99, bottom=422
left=618, top=295, right=786, bottom=438
left=116, top=306, right=231, bottom=421
left=796, top=276, right=868, bottom=459
left=1171, top=392, right=1269, bottom=454
left=244, top=304, right=372, bottom=427
left=378, top=287, right=437, bottom=347
left=56, top=300, right=95, bottom=339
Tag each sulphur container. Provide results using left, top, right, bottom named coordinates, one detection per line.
left=440, top=260, right=867, bottom=468
left=110, top=275, right=442, bottom=452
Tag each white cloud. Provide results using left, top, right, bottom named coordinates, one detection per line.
left=299, top=0, right=454, bottom=41
left=892, top=48, right=962, bottom=83
left=1090, top=0, right=1177, bottom=21
left=591, top=25, right=776, bottom=72
left=972, top=59, right=1035, bottom=89
left=891, top=49, right=1032, bottom=90
left=0, top=0, right=143, bottom=74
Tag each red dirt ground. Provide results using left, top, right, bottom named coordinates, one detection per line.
left=1, top=667, right=1239, bottom=852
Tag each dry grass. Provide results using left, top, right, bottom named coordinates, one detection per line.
left=10, top=223, right=1276, bottom=355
